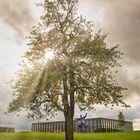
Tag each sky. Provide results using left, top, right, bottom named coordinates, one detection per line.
left=0, top=0, right=140, bottom=131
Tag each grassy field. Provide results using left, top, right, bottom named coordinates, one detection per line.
left=0, top=131, right=140, bottom=140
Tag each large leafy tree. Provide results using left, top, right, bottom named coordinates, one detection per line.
left=8, top=0, right=128, bottom=140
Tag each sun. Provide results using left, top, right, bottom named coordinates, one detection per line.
left=44, top=50, right=54, bottom=60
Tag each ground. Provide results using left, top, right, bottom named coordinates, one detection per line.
left=0, top=132, right=139, bottom=140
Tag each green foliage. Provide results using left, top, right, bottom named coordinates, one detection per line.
left=118, top=112, right=126, bottom=127
left=8, top=61, right=63, bottom=119
left=8, top=0, right=128, bottom=121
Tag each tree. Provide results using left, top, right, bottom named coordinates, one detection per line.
left=118, top=112, right=126, bottom=128
left=8, top=0, right=128, bottom=140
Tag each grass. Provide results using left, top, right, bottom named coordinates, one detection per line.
left=0, top=131, right=140, bottom=140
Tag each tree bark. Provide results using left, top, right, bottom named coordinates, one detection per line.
left=64, top=112, right=74, bottom=140
left=63, top=57, right=75, bottom=140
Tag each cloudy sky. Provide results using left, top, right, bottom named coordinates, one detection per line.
left=0, top=0, right=140, bottom=131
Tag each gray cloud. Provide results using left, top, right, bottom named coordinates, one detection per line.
left=80, top=0, right=140, bottom=63
left=79, top=0, right=140, bottom=98
left=117, top=64, right=140, bottom=97
left=99, top=0, right=140, bottom=64
left=0, top=0, right=34, bottom=40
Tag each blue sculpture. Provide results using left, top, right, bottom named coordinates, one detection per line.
left=76, top=113, right=88, bottom=132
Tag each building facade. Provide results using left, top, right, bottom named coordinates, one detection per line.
left=0, top=127, right=15, bottom=132
left=31, top=117, right=133, bottom=133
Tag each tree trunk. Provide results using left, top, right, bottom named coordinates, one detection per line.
left=63, top=57, right=75, bottom=140
left=64, top=93, right=74, bottom=140
left=65, top=113, right=74, bottom=140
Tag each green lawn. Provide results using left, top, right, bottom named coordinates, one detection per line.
left=0, top=132, right=140, bottom=140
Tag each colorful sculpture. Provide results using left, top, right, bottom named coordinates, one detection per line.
left=76, top=113, right=88, bottom=132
